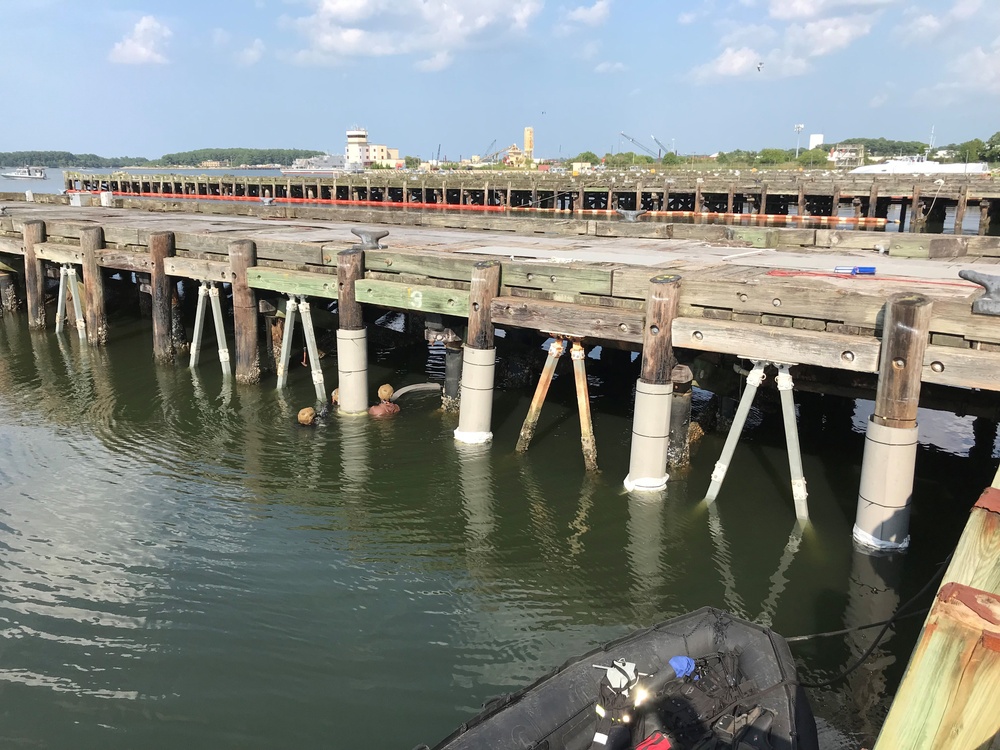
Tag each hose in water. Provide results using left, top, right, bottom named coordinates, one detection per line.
left=390, top=383, right=442, bottom=402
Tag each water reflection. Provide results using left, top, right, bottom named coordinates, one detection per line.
left=0, top=307, right=995, bottom=749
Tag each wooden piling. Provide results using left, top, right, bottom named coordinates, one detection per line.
left=149, top=231, right=175, bottom=363
left=910, top=185, right=923, bottom=233
left=337, top=248, right=364, bottom=330
left=954, top=185, right=969, bottom=235
left=874, top=293, right=933, bottom=429
left=640, top=274, right=682, bottom=384
left=229, top=240, right=260, bottom=384
left=979, top=199, right=992, bottom=236
left=758, top=184, right=768, bottom=215
left=467, top=260, right=501, bottom=350
left=625, top=273, right=682, bottom=491
left=830, top=185, right=841, bottom=218
left=853, top=293, right=933, bottom=550
left=455, top=260, right=502, bottom=444
left=79, top=226, right=107, bottom=346
left=22, top=220, right=46, bottom=329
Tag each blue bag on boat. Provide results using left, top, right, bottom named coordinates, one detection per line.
left=668, top=656, right=695, bottom=679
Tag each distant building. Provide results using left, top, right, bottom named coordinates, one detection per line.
left=524, top=126, right=534, bottom=164
left=808, top=133, right=825, bottom=151
left=828, top=144, right=865, bottom=168
left=345, top=128, right=403, bottom=170
left=199, top=160, right=225, bottom=169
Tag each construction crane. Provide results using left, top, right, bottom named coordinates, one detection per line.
left=481, top=139, right=497, bottom=163
left=651, top=136, right=672, bottom=157
left=619, top=132, right=658, bottom=159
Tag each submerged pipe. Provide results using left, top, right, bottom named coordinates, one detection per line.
left=390, top=383, right=442, bottom=402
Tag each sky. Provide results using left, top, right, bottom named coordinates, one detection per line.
left=3, top=0, right=999, bottom=160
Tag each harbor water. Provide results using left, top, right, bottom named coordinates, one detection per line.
left=0, top=304, right=996, bottom=749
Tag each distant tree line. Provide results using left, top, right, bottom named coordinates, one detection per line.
left=0, top=151, right=152, bottom=168
left=156, top=148, right=324, bottom=167
left=1, top=148, right=326, bottom=169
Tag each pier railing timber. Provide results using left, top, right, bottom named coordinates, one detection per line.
left=873, top=485, right=1000, bottom=749
left=61, top=169, right=1000, bottom=235
left=2, top=201, right=999, bottom=396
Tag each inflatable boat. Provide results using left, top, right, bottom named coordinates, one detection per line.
left=421, top=607, right=817, bottom=750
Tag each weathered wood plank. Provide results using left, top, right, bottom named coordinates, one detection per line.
left=501, top=261, right=613, bottom=296
left=491, top=296, right=644, bottom=342
left=355, top=278, right=470, bottom=316
left=923, top=344, right=1000, bottom=390
left=172, top=232, right=323, bottom=264
left=247, top=266, right=338, bottom=299
left=0, top=236, right=23, bottom=255
left=163, top=256, right=230, bottom=282
left=671, top=317, right=881, bottom=371
left=32, top=241, right=83, bottom=265
left=358, top=248, right=478, bottom=280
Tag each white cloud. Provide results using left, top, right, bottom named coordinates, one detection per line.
left=212, top=28, right=231, bottom=47
left=108, top=16, right=171, bottom=65
left=237, top=39, right=266, bottom=66
left=869, top=92, right=888, bottom=107
left=769, top=0, right=895, bottom=20
left=896, top=0, right=984, bottom=42
left=790, top=15, right=872, bottom=57
left=678, top=11, right=698, bottom=24
left=416, top=50, right=452, bottom=71
left=692, top=10, right=874, bottom=81
left=286, top=0, right=543, bottom=70
left=594, top=60, right=626, bottom=72
left=719, top=22, right=778, bottom=48
left=692, top=46, right=761, bottom=78
left=567, top=0, right=611, bottom=26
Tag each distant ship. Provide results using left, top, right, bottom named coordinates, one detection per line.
left=851, top=157, right=990, bottom=175
left=280, top=154, right=346, bottom=176
left=2, top=166, right=47, bottom=179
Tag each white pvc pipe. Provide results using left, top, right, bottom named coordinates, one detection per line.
left=853, top=418, right=919, bottom=551
left=336, top=328, right=369, bottom=415
left=55, top=266, right=67, bottom=334
left=776, top=364, right=809, bottom=522
left=454, top=346, right=496, bottom=444
left=189, top=282, right=208, bottom=369
left=704, top=361, right=766, bottom=503
left=624, top=379, right=673, bottom=492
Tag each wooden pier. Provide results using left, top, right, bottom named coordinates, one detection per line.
left=61, top=169, right=1000, bottom=235
left=1, top=192, right=999, bottom=547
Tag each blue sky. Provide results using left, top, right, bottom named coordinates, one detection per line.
left=3, top=0, right=999, bottom=160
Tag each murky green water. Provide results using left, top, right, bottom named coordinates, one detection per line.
left=0, top=309, right=996, bottom=749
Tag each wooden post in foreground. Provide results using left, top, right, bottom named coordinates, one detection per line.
left=455, top=260, right=501, bottom=444
left=336, top=248, right=368, bottom=414
left=953, top=185, right=969, bottom=235
left=22, top=220, right=46, bottom=329
left=80, top=227, right=107, bottom=346
left=625, top=274, right=680, bottom=492
left=853, top=293, right=932, bottom=550
left=873, top=487, right=1000, bottom=750
left=149, top=232, right=175, bottom=363
left=229, top=240, right=260, bottom=384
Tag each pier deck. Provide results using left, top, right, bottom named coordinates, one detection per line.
left=1, top=199, right=999, bottom=395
